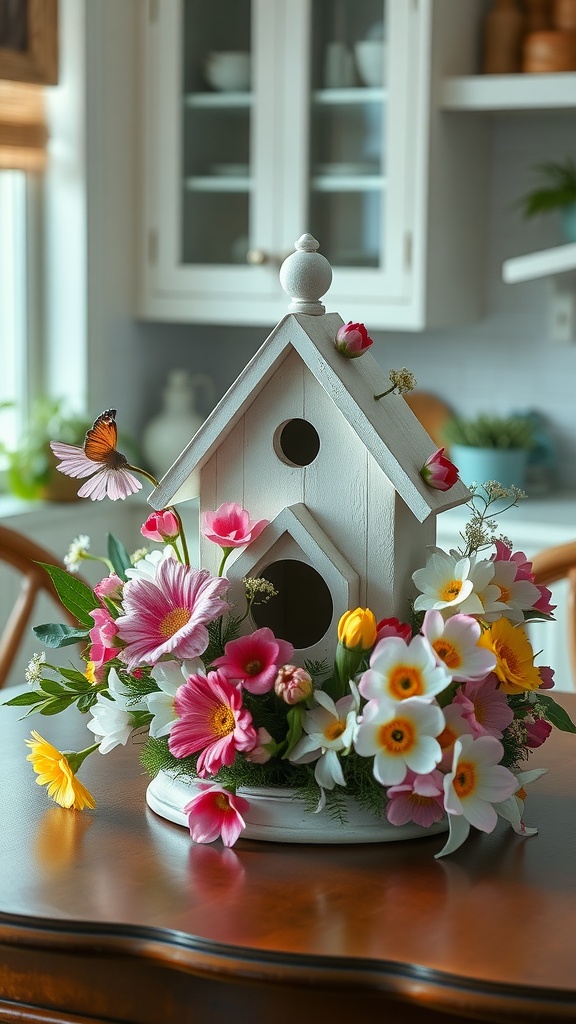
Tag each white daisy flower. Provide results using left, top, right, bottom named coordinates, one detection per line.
left=413, top=548, right=503, bottom=619
left=359, top=634, right=451, bottom=703
left=64, top=534, right=91, bottom=573
left=354, top=695, right=444, bottom=787
left=421, top=610, right=496, bottom=682
left=25, top=651, right=46, bottom=685
left=124, top=545, right=174, bottom=582
left=289, top=686, right=359, bottom=795
left=484, top=559, right=542, bottom=623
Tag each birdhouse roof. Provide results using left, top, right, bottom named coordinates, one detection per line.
left=150, top=310, right=469, bottom=523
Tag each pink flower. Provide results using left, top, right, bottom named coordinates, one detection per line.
left=452, top=675, right=514, bottom=739
left=274, top=665, right=313, bottom=704
left=89, top=607, right=121, bottom=678
left=245, top=727, right=275, bottom=764
left=493, top=541, right=556, bottom=616
left=202, top=502, right=268, bottom=549
left=386, top=769, right=446, bottom=828
left=50, top=410, right=141, bottom=501
left=375, top=617, right=412, bottom=643
left=184, top=783, right=250, bottom=847
left=115, top=559, right=230, bottom=670
left=334, top=321, right=374, bottom=359
left=141, top=510, right=179, bottom=542
left=533, top=585, right=556, bottom=616
left=213, top=627, right=294, bottom=695
left=94, top=573, right=123, bottom=602
left=525, top=717, right=552, bottom=748
left=169, top=670, right=257, bottom=776
left=538, top=665, right=555, bottom=689
left=420, top=447, right=459, bottom=491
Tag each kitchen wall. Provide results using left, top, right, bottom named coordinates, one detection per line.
left=51, top=1, right=576, bottom=494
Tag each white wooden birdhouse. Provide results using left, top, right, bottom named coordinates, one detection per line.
left=150, top=234, right=470, bottom=662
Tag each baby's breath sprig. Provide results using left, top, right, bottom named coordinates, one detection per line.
left=458, top=480, right=526, bottom=558
left=374, top=368, right=417, bottom=401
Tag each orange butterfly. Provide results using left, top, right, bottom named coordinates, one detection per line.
left=50, top=409, right=142, bottom=501
left=83, top=409, right=126, bottom=467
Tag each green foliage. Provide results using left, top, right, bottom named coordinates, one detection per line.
left=0, top=397, right=91, bottom=500
left=203, top=614, right=243, bottom=667
left=37, top=563, right=97, bottom=628
left=442, top=413, right=535, bottom=451
left=107, top=533, right=133, bottom=581
left=515, top=157, right=576, bottom=218
left=4, top=671, right=98, bottom=717
left=33, top=622, right=90, bottom=648
left=538, top=694, right=576, bottom=734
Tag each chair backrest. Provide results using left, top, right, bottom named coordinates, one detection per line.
left=0, top=524, right=85, bottom=690
left=531, top=540, right=576, bottom=688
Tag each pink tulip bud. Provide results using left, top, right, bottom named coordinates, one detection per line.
left=334, top=321, right=373, bottom=359
left=420, top=447, right=459, bottom=491
left=274, top=664, right=313, bottom=705
left=245, top=727, right=275, bottom=764
left=141, top=510, right=180, bottom=542
left=94, top=573, right=123, bottom=602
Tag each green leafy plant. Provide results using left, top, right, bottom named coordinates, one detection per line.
left=442, top=414, right=535, bottom=451
left=515, top=157, right=576, bottom=218
left=0, top=398, right=91, bottom=501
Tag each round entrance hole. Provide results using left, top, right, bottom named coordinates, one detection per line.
left=251, top=559, right=333, bottom=649
left=274, top=418, right=320, bottom=467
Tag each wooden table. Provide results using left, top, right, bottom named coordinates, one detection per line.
left=1, top=692, right=576, bottom=1024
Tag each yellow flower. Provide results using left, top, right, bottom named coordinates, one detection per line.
left=84, top=661, right=97, bottom=684
left=338, top=608, right=377, bottom=650
left=478, top=618, right=541, bottom=694
left=25, top=731, right=96, bottom=811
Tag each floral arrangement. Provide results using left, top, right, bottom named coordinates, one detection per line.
left=5, top=341, right=575, bottom=858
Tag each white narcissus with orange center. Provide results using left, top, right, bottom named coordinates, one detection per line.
left=359, top=634, right=451, bottom=704
left=354, top=695, right=445, bottom=787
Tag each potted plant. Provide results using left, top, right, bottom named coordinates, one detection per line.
left=0, top=398, right=92, bottom=501
left=442, top=413, right=535, bottom=491
left=515, top=157, right=576, bottom=242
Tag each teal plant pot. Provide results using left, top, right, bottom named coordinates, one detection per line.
left=450, top=445, right=529, bottom=491
left=561, top=203, right=576, bottom=243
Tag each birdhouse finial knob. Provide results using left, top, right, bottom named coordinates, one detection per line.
left=279, top=233, right=333, bottom=315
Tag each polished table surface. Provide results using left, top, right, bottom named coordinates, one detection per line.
left=1, top=691, right=576, bottom=1024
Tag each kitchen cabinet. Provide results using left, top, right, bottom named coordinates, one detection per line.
left=137, top=0, right=488, bottom=329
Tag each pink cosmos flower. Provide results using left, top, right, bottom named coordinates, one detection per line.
left=386, top=769, right=446, bottom=828
left=115, top=559, right=230, bottom=670
left=452, top=676, right=514, bottom=739
left=420, top=447, right=459, bottom=491
left=50, top=410, right=141, bottom=501
left=202, top=502, right=268, bottom=549
left=184, top=783, right=250, bottom=847
left=89, top=607, right=121, bottom=678
left=274, top=665, right=313, bottom=704
left=375, top=617, right=412, bottom=643
left=94, top=573, right=123, bottom=602
left=525, top=717, right=552, bottom=748
left=213, top=627, right=294, bottom=694
left=169, top=670, right=257, bottom=776
left=141, top=510, right=179, bottom=542
left=493, top=541, right=555, bottom=616
left=538, top=665, right=555, bottom=689
left=334, top=321, right=374, bottom=359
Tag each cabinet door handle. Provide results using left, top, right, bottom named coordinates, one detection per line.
left=246, top=248, right=269, bottom=265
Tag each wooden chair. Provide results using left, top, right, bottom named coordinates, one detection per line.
left=0, top=524, right=85, bottom=690
left=531, top=540, right=576, bottom=687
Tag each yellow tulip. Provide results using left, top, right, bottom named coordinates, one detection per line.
left=338, top=608, right=377, bottom=651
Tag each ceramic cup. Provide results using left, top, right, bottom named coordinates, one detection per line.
left=354, top=40, right=385, bottom=87
left=204, top=51, right=251, bottom=91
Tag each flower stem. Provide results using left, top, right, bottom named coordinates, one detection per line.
left=126, top=464, right=191, bottom=566
left=373, top=386, right=394, bottom=401
left=218, top=547, right=233, bottom=577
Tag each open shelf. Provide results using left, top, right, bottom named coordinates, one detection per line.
left=441, top=73, right=576, bottom=112
left=503, top=242, right=576, bottom=283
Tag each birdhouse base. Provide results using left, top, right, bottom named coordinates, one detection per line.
left=146, top=770, right=449, bottom=845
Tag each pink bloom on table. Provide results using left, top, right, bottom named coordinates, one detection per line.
left=89, top=607, right=121, bottom=678
left=213, top=627, right=294, bottom=695
left=375, top=617, right=412, bottom=643
left=115, top=559, right=230, bottom=670
left=94, top=573, right=123, bottom=603
left=141, top=510, right=179, bottom=543
left=386, top=769, right=446, bottom=828
left=334, top=321, right=374, bottom=359
left=202, top=502, right=268, bottom=550
left=184, top=783, right=250, bottom=847
left=419, top=447, right=459, bottom=492
left=452, top=675, right=514, bottom=739
left=538, top=665, right=555, bottom=689
left=274, top=665, right=313, bottom=705
left=524, top=717, right=552, bottom=748
left=169, top=670, right=257, bottom=776
left=50, top=410, right=141, bottom=501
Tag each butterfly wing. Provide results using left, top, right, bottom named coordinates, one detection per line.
left=84, top=409, right=119, bottom=465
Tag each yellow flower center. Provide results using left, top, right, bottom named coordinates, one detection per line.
left=377, top=718, right=415, bottom=755
left=324, top=720, right=346, bottom=742
left=432, top=639, right=461, bottom=669
left=453, top=760, right=476, bottom=799
left=209, top=703, right=236, bottom=738
left=388, top=665, right=425, bottom=699
left=478, top=618, right=541, bottom=694
left=84, top=661, right=97, bottom=684
left=440, top=579, right=463, bottom=603
left=159, top=607, right=191, bottom=639
left=498, top=584, right=511, bottom=604
left=214, top=793, right=231, bottom=811
left=245, top=659, right=262, bottom=676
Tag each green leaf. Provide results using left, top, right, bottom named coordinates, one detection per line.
left=77, top=692, right=98, bottom=713
left=282, top=704, right=306, bottom=759
left=39, top=696, right=77, bottom=715
left=39, top=679, right=67, bottom=697
left=3, top=691, right=46, bottom=707
left=57, top=667, right=93, bottom=688
left=108, top=533, right=132, bottom=582
left=33, top=622, right=90, bottom=648
left=37, top=563, right=97, bottom=628
left=538, top=693, right=576, bottom=734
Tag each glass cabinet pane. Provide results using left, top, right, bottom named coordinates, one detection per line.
left=308, top=0, right=386, bottom=268
left=182, top=0, right=252, bottom=265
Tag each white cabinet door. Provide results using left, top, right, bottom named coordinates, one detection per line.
left=138, top=0, right=486, bottom=329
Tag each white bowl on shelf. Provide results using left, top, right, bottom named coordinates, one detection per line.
left=354, top=40, right=385, bottom=87
left=204, top=51, right=251, bottom=92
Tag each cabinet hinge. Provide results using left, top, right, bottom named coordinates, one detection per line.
left=404, top=232, right=413, bottom=271
left=148, top=229, right=158, bottom=265
left=149, top=0, right=159, bottom=24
